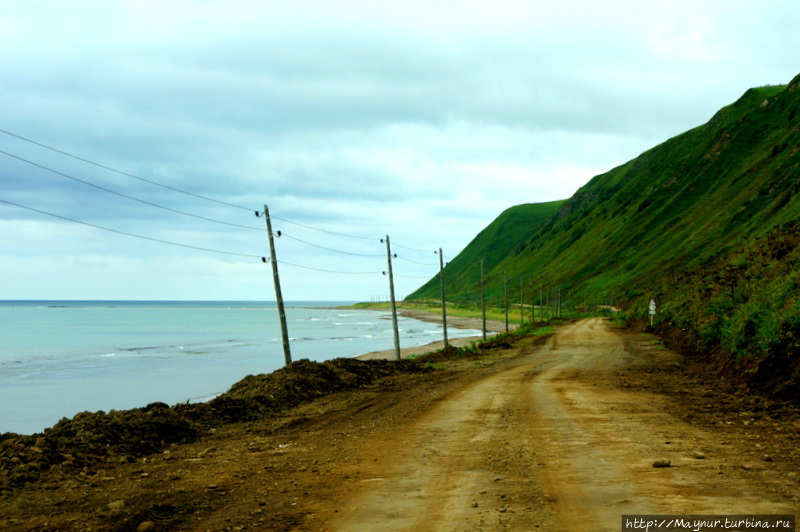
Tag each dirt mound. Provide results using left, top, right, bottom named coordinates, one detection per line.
left=414, top=343, right=466, bottom=363
left=415, top=329, right=553, bottom=364
left=0, top=357, right=430, bottom=493
left=0, top=402, right=197, bottom=490
left=179, top=357, right=430, bottom=424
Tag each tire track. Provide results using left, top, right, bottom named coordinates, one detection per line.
left=324, top=318, right=799, bottom=531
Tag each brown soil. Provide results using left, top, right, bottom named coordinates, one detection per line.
left=1, top=319, right=798, bottom=531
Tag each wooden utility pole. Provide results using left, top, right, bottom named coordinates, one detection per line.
left=438, top=248, right=448, bottom=347
left=383, top=235, right=401, bottom=360
left=504, top=271, right=509, bottom=334
left=530, top=280, right=535, bottom=323
left=539, top=285, right=545, bottom=321
left=480, top=260, right=487, bottom=340
left=557, top=288, right=562, bottom=318
left=261, top=204, right=291, bottom=366
left=544, top=286, right=549, bottom=321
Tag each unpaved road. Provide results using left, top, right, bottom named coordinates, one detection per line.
left=2, top=318, right=798, bottom=531
left=325, top=319, right=798, bottom=531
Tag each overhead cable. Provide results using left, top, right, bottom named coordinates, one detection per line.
left=0, top=149, right=262, bottom=232
left=0, top=198, right=263, bottom=259
left=271, top=214, right=377, bottom=241
left=0, top=128, right=254, bottom=212
left=396, top=255, right=438, bottom=266
left=0, top=128, right=382, bottom=241
left=280, top=233, right=384, bottom=257
left=391, top=241, right=434, bottom=254
left=277, top=259, right=384, bottom=275
left=2, top=197, right=419, bottom=274
left=394, top=273, right=434, bottom=279
left=0, top=128, right=444, bottom=255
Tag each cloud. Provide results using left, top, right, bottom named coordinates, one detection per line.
left=1, top=0, right=798, bottom=300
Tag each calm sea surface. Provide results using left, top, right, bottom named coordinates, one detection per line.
left=0, top=300, right=480, bottom=435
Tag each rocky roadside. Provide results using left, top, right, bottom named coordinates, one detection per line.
left=0, top=328, right=519, bottom=531
left=1, top=321, right=798, bottom=531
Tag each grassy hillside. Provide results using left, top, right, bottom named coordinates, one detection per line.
left=408, top=200, right=565, bottom=305
left=408, top=72, right=800, bottom=399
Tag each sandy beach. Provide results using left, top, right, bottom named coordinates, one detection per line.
left=357, top=308, right=515, bottom=360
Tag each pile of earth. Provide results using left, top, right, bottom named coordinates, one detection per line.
left=0, top=357, right=431, bottom=493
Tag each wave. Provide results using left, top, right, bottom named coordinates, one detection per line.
left=114, top=339, right=241, bottom=353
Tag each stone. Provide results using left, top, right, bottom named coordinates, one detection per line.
left=108, top=499, right=126, bottom=512
left=692, top=451, right=705, bottom=459
left=137, top=522, right=156, bottom=532
left=652, top=458, right=671, bottom=468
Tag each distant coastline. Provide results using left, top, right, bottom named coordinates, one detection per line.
left=357, top=307, right=510, bottom=361
left=0, top=300, right=483, bottom=434
left=0, top=300, right=359, bottom=307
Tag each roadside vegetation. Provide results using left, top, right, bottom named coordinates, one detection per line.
left=405, top=73, right=800, bottom=401
left=354, top=299, right=589, bottom=327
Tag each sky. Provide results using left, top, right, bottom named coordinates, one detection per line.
left=1, top=0, right=798, bottom=302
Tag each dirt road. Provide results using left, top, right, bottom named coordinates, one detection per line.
left=323, top=318, right=799, bottom=531
left=2, top=318, right=798, bottom=531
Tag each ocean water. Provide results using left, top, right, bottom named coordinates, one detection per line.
left=0, top=300, right=481, bottom=435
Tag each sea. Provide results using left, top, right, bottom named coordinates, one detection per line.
left=0, top=300, right=481, bottom=435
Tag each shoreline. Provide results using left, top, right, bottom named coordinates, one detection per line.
left=357, top=308, right=514, bottom=361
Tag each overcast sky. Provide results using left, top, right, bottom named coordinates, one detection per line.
left=1, top=0, right=798, bottom=301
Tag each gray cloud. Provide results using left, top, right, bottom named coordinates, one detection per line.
left=1, top=0, right=798, bottom=299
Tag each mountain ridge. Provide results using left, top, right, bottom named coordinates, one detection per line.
left=408, top=73, right=800, bottom=399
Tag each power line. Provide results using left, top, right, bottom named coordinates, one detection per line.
left=0, top=127, right=254, bottom=212
left=280, top=232, right=384, bottom=257
left=271, top=214, right=377, bottom=241
left=0, top=148, right=262, bottom=232
left=394, top=273, right=433, bottom=279
left=277, top=259, right=383, bottom=275
left=0, top=128, right=449, bottom=263
left=0, top=197, right=264, bottom=259
left=396, top=255, right=438, bottom=266
left=391, top=241, right=434, bottom=254
left=0, top=128, right=386, bottom=242
left=2, top=198, right=396, bottom=274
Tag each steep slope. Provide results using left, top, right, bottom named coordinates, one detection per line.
left=409, top=200, right=564, bottom=305
left=409, top=72, right=800, bottom=399
left=520, top=80, right=798, bottom=299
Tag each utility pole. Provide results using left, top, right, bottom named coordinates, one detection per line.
left=530, top=280, right=535, bottom=323
left=382, top=235, right=401, bottom=360
left=545, top=286, right=549, bottom=321
left=557, top=288, right=562, bottom=318
left=539, top=285, right=543, bottom=322
left=504, top=271, right=509, bottom=334
left=480, top=260, right=487, bottom=340
left=437, top=248, right=449, bottom=347
left=260, top=204, right=291, bottom=366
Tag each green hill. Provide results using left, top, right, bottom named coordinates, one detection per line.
left=410, top=200, right=565, bottom=305
left=408, top=72, right=800, bottom=400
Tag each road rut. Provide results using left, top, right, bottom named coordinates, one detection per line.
left=323, top=318, right=798, bottom=531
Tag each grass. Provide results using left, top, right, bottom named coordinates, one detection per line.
left=353, top=299, right=572, bottom=326
left=410, top=81, right=800, bottom=311
left=402, top=76, right=800, bottom=400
